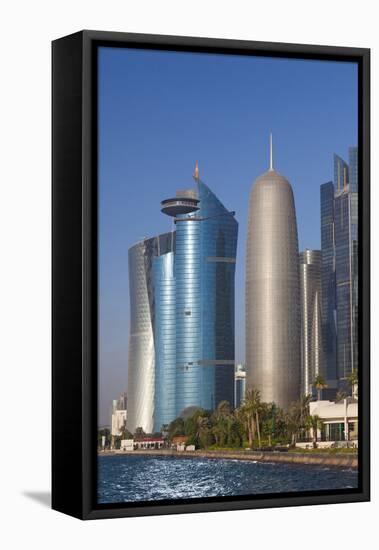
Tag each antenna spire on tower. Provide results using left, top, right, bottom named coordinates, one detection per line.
left=193, top=160, right=199, bottom=181
left=269, top=133, right=274, bottom=171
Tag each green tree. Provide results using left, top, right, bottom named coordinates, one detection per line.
left=286, top=395, right=311, bottom=447
left=307, top=414, right=322, bottom=448
left=260, top=402, right=281, bottom=447
left=313, top=375, right=328, bottom=401
left=347, top=369, right=358, bottom=398
left=196, top=415, right=214, bottom=448
left=120, top=425, right=134, bottom=440
left=212, top=400, right=232, bottom=447
left=168, top=417, right=185, bottom=440
left=335, top=390, right=348, bottom=403
left=240, top=388, right=262, bottom=448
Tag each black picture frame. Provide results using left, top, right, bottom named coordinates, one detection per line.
left=52, top=30, right=370, bottom=520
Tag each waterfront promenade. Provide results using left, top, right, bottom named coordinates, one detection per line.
left=98, top=448, right=358, bottom=469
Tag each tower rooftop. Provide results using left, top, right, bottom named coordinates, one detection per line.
left=161, top=195, right=199, bottom=217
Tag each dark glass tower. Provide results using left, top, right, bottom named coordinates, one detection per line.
left=335, top=184, right=358, bottom=381
left=154, top=164, right=238, bottom=430
left=320, top=147, right=358, bottom=390
left=320, top=181, right=337, bottom=384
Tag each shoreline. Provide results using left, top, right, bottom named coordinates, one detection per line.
left=98, top=448, right=358, bottom=469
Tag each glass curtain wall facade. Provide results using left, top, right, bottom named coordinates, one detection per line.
left=320, top=147, right=358, bottom=390
left=334, top=154, right=349, bottom=194
left=153, top=250, right=176, bottom=432
left=299, top=249, right=322, bottom=396
left=156, top=174, right=238, bottom=427
left=349, top=147, right=358, bottom=193
left=197, top=180, right=237, bottom=411
left=335, top=188, right=358, bottom=380
left=320, top=181, right=337, bottom=384
left=126, top=233, right=173, bottom=434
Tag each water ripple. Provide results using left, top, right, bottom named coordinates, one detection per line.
left=97, top=455, right=358, bottom=504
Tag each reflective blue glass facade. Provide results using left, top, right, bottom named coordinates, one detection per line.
left=320, top=148, right=358, bottom=390
left=333, top=154, right=349, bottom=194
left=155, top=177, right=238, bottom=426
left=175, top=212, right=204, bottom=413
left=127, top=233, right=173, bottom=433
left=320, top=181, right=337, bottom=382
left=196, top=180, right=237, bottom=412
left=349, top=147, right=358, bottom=193
left=153, top=251, right=176, bottom=431
left=335, top=188, right=358, bottom=380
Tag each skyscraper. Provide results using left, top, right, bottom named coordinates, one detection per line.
left=320, top=181, right=337, bottom=385
left=334, top=162, right=358, bottom=381
left=153, top=241, right=176, bottom=431
left=154, top=165, right=238, bottom=430
left=299, top=249, right=322, bottom=396
left=320, top=148, right=358, bottom=389
left=126, top=233, right=173, bottom=434
left=246, top=137, right=301, bottom=410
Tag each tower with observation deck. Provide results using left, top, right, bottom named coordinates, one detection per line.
left=153, top=162, right=238, bottom=431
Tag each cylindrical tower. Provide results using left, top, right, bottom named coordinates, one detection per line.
left=245, top=139, right=301, bottom=410
left=299, top=249, right=322, bottom=396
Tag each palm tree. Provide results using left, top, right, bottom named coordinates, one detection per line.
left=314, top=374, right=328, bottom=401
left=308, top=414, right=322, bottom=448
left=286, top=395, right=311, bottom=447
left=212, top=400, right=232, bottom=446
left=347, top=369, right=358, bottom=398
left=196, top=415, right=212, bottom=448
left=215, top=400, right=231, bottom=418
left=236, top=404, right=251, bottom=447
left=299, top=394, right=312, bottom=426
left=285, top=404, right=300, bottom=447
left=335, top=390, right=348, bottom=403
left=243, top=388, right=262, bottom=448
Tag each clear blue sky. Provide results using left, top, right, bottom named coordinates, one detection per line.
left=98, top=46, right=357, bottom=426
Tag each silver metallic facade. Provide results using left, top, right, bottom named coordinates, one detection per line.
left=126, top=233, right=173, bottom=433
left=246, top=168, right=301, bottom=410
left=299, top=249, right=323, bottom=396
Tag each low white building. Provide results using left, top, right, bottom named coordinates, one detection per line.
left=120, top=439, right=134, bottom=451
left=309, top=398, right=358, bottom=444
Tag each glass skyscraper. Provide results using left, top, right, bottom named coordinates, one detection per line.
left=320, top=147, right=358, bottom=390
left=153, top=248, right=176, bottom=430
left=154, top=166, right=238, bottom=431
left=335, top=184, right=358, bottom=381
left=299, top=249, right=322, bottom=396
left=320, top=181, right=337, bottom=384
left=126, top=233, right=173, bottom=434
left=349, top=147, right=358, bottom=193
